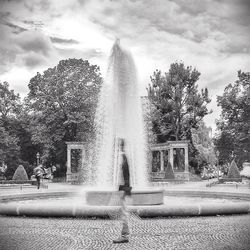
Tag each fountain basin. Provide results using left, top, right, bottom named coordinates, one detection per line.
left=0, top=198, right=249, bottom=218
left=86, top=189, right=164, bottom=206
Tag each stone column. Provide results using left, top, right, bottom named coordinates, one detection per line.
left=160, top=150, right=164, bottom=172
left=169, top=148, right=174, bottom=170
left=184, top=146, right=189, bottom=172
left=81, top=147, right=85, bottom=169
left=66, top=147, right=71, bottom=182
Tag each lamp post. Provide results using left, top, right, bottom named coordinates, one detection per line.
left=216, top=150, right=220, bottom=181
left=36, top=152, right=40, bottom=166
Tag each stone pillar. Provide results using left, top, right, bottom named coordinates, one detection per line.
left=81, top=147, right=86, bottom=169
left=66, top=148, right=71, bottom=182
left=184, top=146, right=189, bottom=172
left=81, top=147, right=86, bottom=168
left=169, top=148, right=174, bottom=170
left=160, top=151, right=164, bottom=172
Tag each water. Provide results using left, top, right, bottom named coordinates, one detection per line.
left=92, top=40, right=148, bottom=188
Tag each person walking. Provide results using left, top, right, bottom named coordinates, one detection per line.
left=113, top=138, right=132, bottom=244
left=34, top=164, right=44, bottom=189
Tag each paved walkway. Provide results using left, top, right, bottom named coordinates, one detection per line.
left=0, top=214, right=249, bottom=250
left=1, top=181, right=250, bottom=249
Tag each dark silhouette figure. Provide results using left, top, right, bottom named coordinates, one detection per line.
left=34, top=165, right=44, bottom=189
left=113, top=138, right=132, bottom=244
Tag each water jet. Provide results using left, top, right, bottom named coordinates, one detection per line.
left=86, top=40, right=164, bottom=205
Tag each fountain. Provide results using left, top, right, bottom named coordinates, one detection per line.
left=85, top=39, right=164, bottom=206
left=0, top=41, right=249, bottom=219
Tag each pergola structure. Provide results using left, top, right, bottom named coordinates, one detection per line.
left=66, top=140, right=190, bottom=182
left=150, top=141, right=189, bottom=180
left=66, top=142, right=85, bottom=182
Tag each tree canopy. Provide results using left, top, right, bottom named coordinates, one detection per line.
left=25, top=58, right=103, bottom=167
left=0, top=81, right=23, bottom=178
left=147, top=62, right=212, bottom=173
left=147, top=62, right=211, bottom=142
left=0, top=81, right=21, bottom=120
left=192, top=121, right=216, bottom=170
left=215, top=71, right=250, bottom=167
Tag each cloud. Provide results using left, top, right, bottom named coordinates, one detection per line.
left=56, top=47, right=104, bottom=59
left=21, top=52, right=47, bottom=68
left=50, top=37, right=79, bottom=45
left=0, top=14, right=27, bottom=34
left=0, top=23, right=18, bottom=73
left=82, top=0, right=249, bottom=56
left=0, top=0, right=249, bottom=129
left=16, top=30, right=54, bottom=56
left=0, top=22, right=58, bottom=73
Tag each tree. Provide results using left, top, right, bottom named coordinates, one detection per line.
left=215, top=71, right=250, bottom=168
left=147, top=63, right=211, bottom=173
left=0, top=124, right=20, bottom=167
left=0, top=81, right=21, bottom=120
left=147, top=62, right=211, bottom=142
left=192, top=121, right=216, bottom=173
left=25, top=59, right=103, bottom=170
left=0, top=81, right=24, bottom=179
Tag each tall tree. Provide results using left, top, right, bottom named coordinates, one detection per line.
left=147, top=62, right=211, bottom=142
left=0, top=81, right=21, bottom=120
left=0, top=81, right=23, bottom=178
left=215, top=71, right=250, bottom=168
left=25, top=58, right=103, bottom=169
left=0, top=124, right=20, bottom=168
left=191, top=121, right=216, bottom=173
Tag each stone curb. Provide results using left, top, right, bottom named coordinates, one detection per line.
left=0, top=202, right=249, bottom=218
left=0, top=190, right=250, bottom=218
left=164, top=190, right=250, bottom=201
left=0, top=191, right=76, bottom=202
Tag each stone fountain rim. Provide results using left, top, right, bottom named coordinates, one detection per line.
left=0, top=190, right=249, bottom=218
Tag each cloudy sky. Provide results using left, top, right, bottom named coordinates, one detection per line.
left=0, top=0, right=250, bottom=131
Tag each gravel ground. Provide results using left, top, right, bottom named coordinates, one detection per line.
left=0, top=214, right=250, bottom=250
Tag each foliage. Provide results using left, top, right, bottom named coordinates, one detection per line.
left=147, top=62, right=211, bottom=173
left=192, top=121, right=216, bottom=172
left=147, top=62, right=211, bottom=142
left=215, top=71, right=250, bottom=168
left=227, top=160, right=241, bottom=179
left=12, top=165, right=29, bottom=181
left=0, top=81, right=21, bottom=119
left=0, top=124, right=20, bottom=164
left=0, top=81, right=23, bottom=178
left=141, top=97, right=157, bottom=144
left=25, top=58, right=103, bottom=170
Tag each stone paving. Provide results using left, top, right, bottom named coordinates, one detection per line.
left=0, top=214, right=250, bottom=250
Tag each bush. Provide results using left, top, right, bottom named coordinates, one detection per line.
left=165, top=161, right=175, bottom=179
left=227, top=160, right=241, bottom=179
left=12, top=165, right=29, bottom=181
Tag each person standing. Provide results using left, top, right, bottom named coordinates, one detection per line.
left=113, top=138, right=132, bottom=244
left=34, top=164, right=44, bottom=189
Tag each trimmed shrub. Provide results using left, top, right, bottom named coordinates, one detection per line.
left=165, top=161, right=175, bottom=179
left=12, top=165, right=29, bottom=181
left=227, top=160, right=241, bottom=179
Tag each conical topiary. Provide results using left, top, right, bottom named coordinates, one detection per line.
left=12, top=165, right=29, bottom=181
left=227, top=160, right=241, bottom=179
left=165, top=161, right=175, bottom=179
